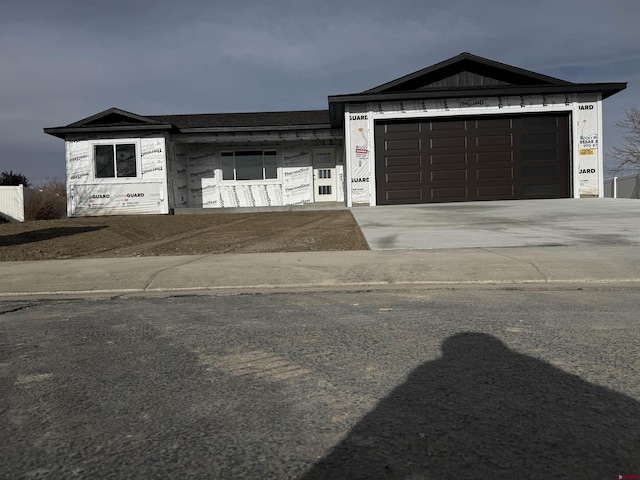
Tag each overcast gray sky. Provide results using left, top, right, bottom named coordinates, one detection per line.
left=1, top=0, right=638, bottom=185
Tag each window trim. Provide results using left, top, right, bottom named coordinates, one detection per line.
left=220, top=149, right=279, bottom=182
left=90, top=138, right=141, bottom=180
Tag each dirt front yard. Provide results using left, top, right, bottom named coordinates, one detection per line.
left=0, top=211, right=369, bottom=261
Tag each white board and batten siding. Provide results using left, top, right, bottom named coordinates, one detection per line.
left=66, top=137, right=169, bottom=216
left=345, top=93, right=604, bottom=206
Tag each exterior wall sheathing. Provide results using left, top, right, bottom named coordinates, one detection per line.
left=168, top=141, right=344, bottom=210
left=345, top=93, right=603, bottom=206
left=66, top=134, right=344, bottom=214
left=65, top=133, right=169, bottom=216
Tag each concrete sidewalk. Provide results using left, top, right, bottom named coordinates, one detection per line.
left=1, top=245, right=639, bottom=298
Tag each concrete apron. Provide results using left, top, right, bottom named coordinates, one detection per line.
left=350, top=198, right=640, bottom=250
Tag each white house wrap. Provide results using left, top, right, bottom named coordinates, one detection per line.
left=65, top=137, right=168, bottom=216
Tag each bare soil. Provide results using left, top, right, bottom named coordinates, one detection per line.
left=0, top=211, right=369, bottom=261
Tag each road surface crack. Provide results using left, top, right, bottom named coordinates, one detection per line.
left=0, top=304, right=33, bottom=315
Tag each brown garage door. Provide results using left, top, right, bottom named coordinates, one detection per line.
left=375, top=114, right=570, bottom=204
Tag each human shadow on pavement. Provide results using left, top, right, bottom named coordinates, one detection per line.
left=0, top=226, right=105, bottom=246
left=301, top=332, right=640, bottom=479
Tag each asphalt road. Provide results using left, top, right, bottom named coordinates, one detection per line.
left=1, top=286, right=639, bottom=479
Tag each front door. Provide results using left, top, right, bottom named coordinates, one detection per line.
left=313, top=149, right=337, bottom=202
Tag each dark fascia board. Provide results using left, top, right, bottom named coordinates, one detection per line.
left=66, top=107, right=168, bottom=127
left=43, top=124, right=175, bottom=139
left=43, top=122, right=334, bottom=139
left=328, top=82, right=627, bottom=127
left=334, top=82, right=627, bottom=103
left=364, top=52, right=573, bottom=93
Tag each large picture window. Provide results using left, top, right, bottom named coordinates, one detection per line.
left=221, top=150, right=277, bottom=181
left=94, top=143, right=137, bottom=178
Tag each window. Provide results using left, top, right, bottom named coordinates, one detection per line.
left=318, top=169, right=332, bottom=179
left=94, top=144, right=137, bottom=178
left=315, top=152, right=332, bottom=165
left=221, top=150, right=277, bottom=181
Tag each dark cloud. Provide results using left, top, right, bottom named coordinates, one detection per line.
left=1, top=0, right=637, bottom=184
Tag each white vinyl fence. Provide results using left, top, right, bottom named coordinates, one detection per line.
left=0, top=184, right=25, bottom=222
left=604, top=174, right=640, bottom=199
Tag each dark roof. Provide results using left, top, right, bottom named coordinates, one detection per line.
left=44, top=108, right=332, bottom=138
left=147, top=110, right=330, bottom=130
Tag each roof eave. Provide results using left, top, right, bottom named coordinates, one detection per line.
left=43, top=124, right=174, bottom=139
left=332, top=83, right=626, bottom=103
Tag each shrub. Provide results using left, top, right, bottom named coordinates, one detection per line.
left=0, top=170, right=30, bottom=188
left=24, top=179, right=67, bottom=221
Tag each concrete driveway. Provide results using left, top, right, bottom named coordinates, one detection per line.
left=350, top=198, right=640, bottom=250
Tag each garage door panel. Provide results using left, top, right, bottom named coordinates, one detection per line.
left=385, top=123, right=421, bottom=133
left=386, top=139, right=421, bottom=151
left=430, top=137, right=467, bottom=149
left=385, top=155, right=422, bottom=167
left=431, top=170, right=467, bottom=181
left=522, top=184, right=559, bottom=197
left=476, top=168, right=513, bottom=180
left=476, top=134, right=512, bottom=147
left=375, top=114, right=569, bottom=205
left=522, top=149, right=558, bottom=162
left=477, top=185, right=515, bottom=198
left=522, top=133, right=558, bottom=145
left=431, top=187, right=468, bottom=201
left=430, top=120, right=466, bottom=131
left=522, top=166, right=558, bottom=178
left=386, top=172, right=422, bottom=184
left=521, top=116, right=558, bottom=128
left=475, top=118, right=512, bottom=129
left=476, top=151, right=513, bottom=164
left=386, top=189, right=423, bottom=201
left=430, top=153, right=467, bottom=166
left=382, top=130, right=425, bottom=141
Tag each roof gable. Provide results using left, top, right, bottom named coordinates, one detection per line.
left=44, top=107, right=175, bottom=139
left=67, top=107, right=166, bottom=128
left=365, top=52, right=572, bottom=94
